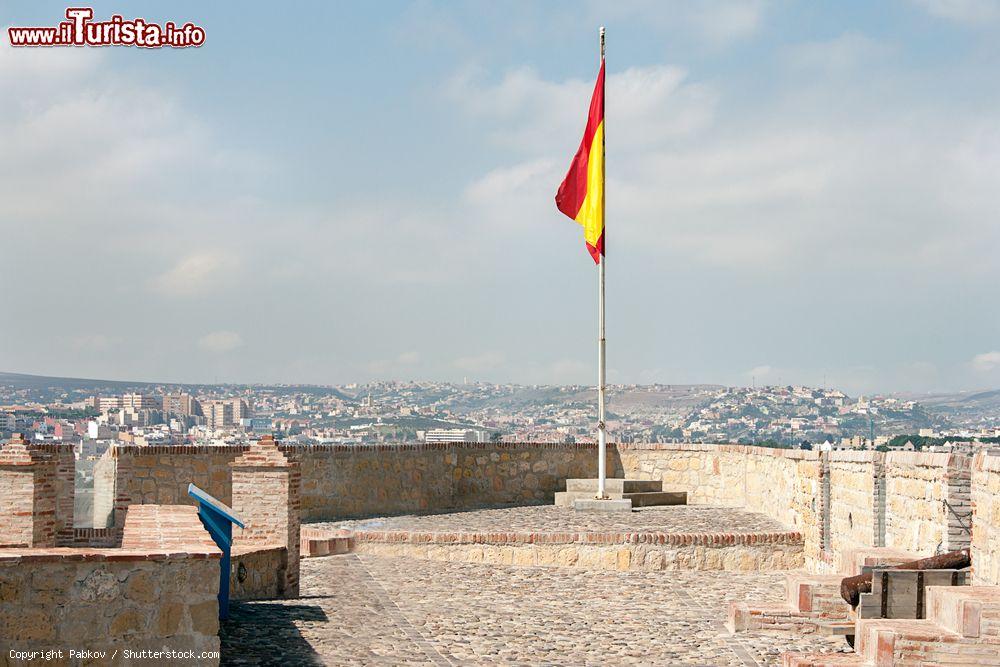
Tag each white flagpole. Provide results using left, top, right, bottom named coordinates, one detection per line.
left=596, top=26, right=608, bottom=500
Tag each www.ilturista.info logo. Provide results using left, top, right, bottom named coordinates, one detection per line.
left=8, top=8, right=205, bottom=48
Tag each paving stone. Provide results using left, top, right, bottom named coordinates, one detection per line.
left=221, top=554, right=848, bottom=666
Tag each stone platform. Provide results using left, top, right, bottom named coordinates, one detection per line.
left=221, top=554, right=849, bottom=665
left=555, top=477, right=688, bottom=508
left=306, top=504, right=804, bottom=572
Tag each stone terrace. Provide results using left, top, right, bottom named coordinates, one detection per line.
left=221, top=554, right=849, bottom=666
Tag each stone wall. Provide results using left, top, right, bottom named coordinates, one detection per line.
left=230, top=546, right=287, bottom=601
left=883, top=451, right=970, bottom=556
left=615, top=444, right=824, bottom=566
left=827, top=451, right=881, bottom=568
left=99, top=444, right=241, bottom=534
left=295, top=442, right=603, bottom=520
left=19, top=439, right=996, bottom=580
left=0, top=505, right=221, bottom=664
left=93, top=441, right=603, bottom=525
left=972, top=451, right=1000, bottom=586
left=352, top=530, right=804, bottom=572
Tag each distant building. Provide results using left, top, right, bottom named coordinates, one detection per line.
left=201, top=398, right=251, bottom=429
left=163, top=393, right=199, bottom=417
left=0, top=412, right=15, bottom=433
left=421, top=428, right=488, bottom=443
left=122, top=393, right=161, bottom=411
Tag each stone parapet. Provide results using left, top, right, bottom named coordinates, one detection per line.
left=0, top=503, right=221, bottom=663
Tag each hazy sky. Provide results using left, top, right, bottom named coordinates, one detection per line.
left=2, top=0, right=1000, bottom=394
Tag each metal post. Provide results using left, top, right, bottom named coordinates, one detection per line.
left=596, top=26, right=608, bottom=500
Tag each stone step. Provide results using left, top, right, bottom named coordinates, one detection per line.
left=300, top=527, right=354, bottom=558
left=781, top=652, right=863, bottom=666
left=727, top=601, right=826, bottom=634
left=857, top=617, right=1000, bottom=666
left=786, top=573, right=852, bottom=616
left=926, top=585, right=1000, bottom=639
left=622, top=491, right=686, bottom=507
left=554, top=490, right=685, bottom=508
left=564, top=478, right=663, bottom=494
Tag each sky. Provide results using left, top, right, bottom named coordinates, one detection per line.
left=1, top=0, right=999, bottom=395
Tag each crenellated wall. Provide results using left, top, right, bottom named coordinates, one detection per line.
left=972, top=451, right=1000, bottom=586
left=93, top=441, right=605, bottom=525
left=883, top=451, right=971, bottom=556
left=12, top=439, right=994, bottom=577
left=827, top=451, right=882, bottom=567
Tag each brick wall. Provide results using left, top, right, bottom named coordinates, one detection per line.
left=0, top=435, right=57, bottom=547
left=231, top=436, right=300, bottom=597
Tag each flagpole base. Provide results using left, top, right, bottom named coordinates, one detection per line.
left=573, top=498, right=632, bottom=512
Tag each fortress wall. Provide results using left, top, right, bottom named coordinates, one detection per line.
left=883, top=451, right=967, bottom=556
left=615, top=444, right=821, bottom=560
left=92, top=442, right=602, bottom=525
left=827, top=451, right=881, bottom=567
left=614, top=443, right=745, bottom=505
left=294, top=442, right=602, bottom=521
left=48, top=441, right=984, bottom=576
left=972, top=451, right=1000, bottom=585
left=95, top=445, right=246, bottom=533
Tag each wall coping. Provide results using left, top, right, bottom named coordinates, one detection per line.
left=351, top=529, right=803, bottom=547
left=829, top=450, right=880, bottom=463
left=885, top=450, right=962, bottom=468
left=0, top=547, right=220, bottom=564
left=974, top=451, right=1000, bottom=473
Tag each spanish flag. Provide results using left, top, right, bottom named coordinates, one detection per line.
left=555, top=60, right=605, bottom=264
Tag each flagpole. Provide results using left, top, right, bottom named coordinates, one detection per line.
left=596, top=25, right=607, bottom=500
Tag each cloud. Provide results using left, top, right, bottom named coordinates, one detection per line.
left=596, top=0, right=766, bottom=46
left=454, top=351, right=505, bottom=372
left=911, top=0, right=1000, bottom=23
left=198, top=331, right=244, bottom=353
left=748, top=365, right=773, bottom=379
left=972, top=351, right=1000, bottom=373
left=68, top=334, right=121, bottom=352
left=152, top=252, right=241, bottom=297
left=367, top=351, right=422, bottom=376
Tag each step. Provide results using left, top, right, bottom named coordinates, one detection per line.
left=781, top=652, right=863, bottom=667
left=554, top=490, right=684, bottom=507
left=300, top=527, right=354, bottom=558
left=622, top=491, right=686, bottom=507
left=927, top=585, right=1000, bottom=639
left=857, top=617, right=1000, bottom=666
left=787, top=573, right=851, bottom=615
left=564, top=478, right=663, bottom=494
left=727, top=601, right=825, bottom=633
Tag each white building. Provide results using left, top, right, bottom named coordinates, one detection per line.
left=420, top=428, right=489, bottom=443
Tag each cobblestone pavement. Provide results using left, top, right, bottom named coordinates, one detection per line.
left=313, top=505, right=790, bottom=536
left=221, top=555, right=848, bottom=666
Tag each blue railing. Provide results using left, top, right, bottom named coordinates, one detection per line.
left=188, top=483, right=245, bottom=620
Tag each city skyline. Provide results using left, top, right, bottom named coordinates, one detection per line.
left=3, top=1, right=1000, bottom=394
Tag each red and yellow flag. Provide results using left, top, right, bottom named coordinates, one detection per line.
left=555, top=61, right=605, bottom=264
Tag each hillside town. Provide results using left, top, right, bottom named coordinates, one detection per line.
left=3, top=374, right=999, bottom=456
